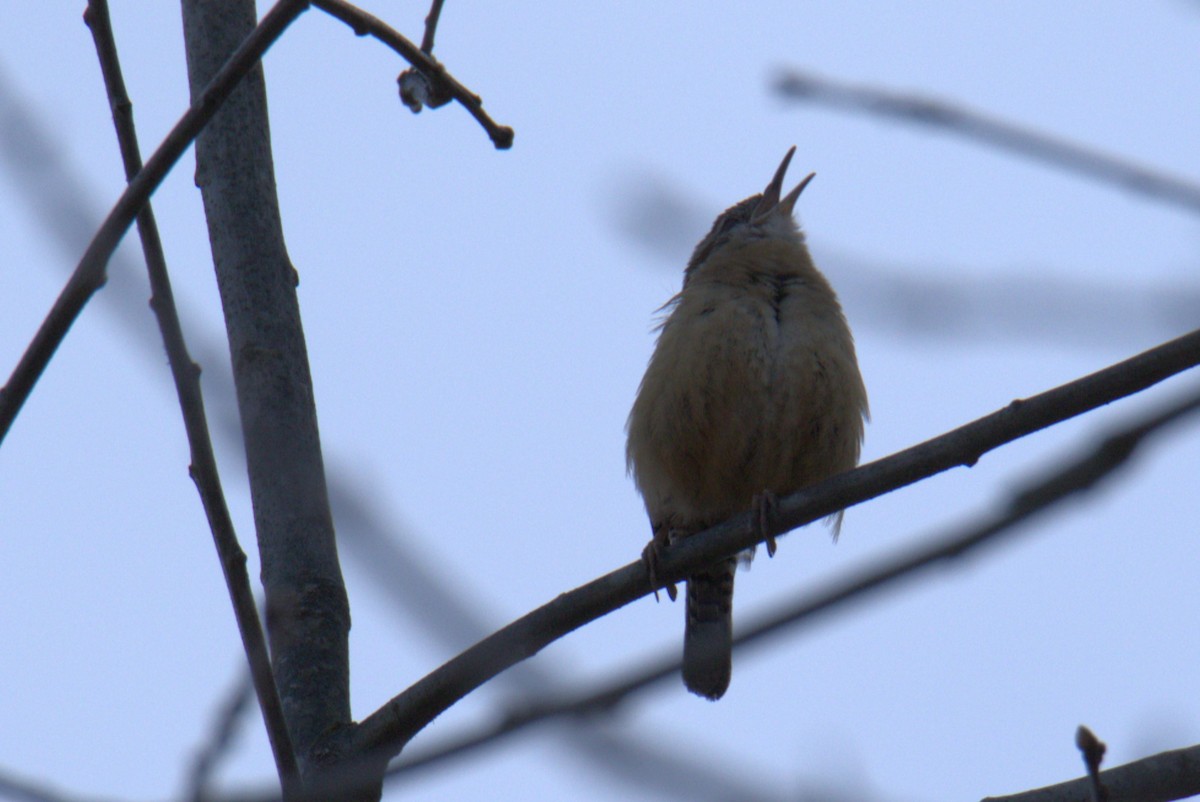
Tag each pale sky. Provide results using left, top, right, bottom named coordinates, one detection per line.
left=2, top=3, right=1199, bottom=801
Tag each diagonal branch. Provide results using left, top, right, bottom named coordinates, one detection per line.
left=774, top=69, right=1200, bottom=215
left=311, top=0, right=514, bottom=148
left=350, top=327, right=1200, bottom=763
left=419, top=0, right=445, bottom=53
left=83, top=0, right=300, bottom=793
left=386, top=383, right=1200, bottom=779
left=0, top=0, right=309, bottom=447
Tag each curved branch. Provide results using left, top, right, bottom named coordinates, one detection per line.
left=352, top=327, right=1200, bottom=761
left=385, top=383, right=1200, bottom=778
left=311, top=0, right=514, bottom=148
left=774, top=69, right=1200, bottom=215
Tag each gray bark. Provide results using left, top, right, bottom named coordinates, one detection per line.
left=179, top=0, right=352, bottom=780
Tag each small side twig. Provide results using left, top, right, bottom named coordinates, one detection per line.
left=774, top=69, right=1200, bottom=216
left=419, top=0, right=445, bottom=53
left=405, top=0, right=447, bottom=107
left=1077, top=726, right=1110, bottom=802
left=311, top=0, right=514, bottom=148
left=82, top=0, right=299, bottom=794
left=0, top=0, right=308, bottom=447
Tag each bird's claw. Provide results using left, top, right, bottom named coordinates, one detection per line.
left=642, top=528, right=678, bottom=602
left=752, top=490, right=780, bottom=558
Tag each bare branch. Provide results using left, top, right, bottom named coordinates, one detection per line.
left=311, top=0, right=514, bottom=148
left=181, top=0, right=358, bottom=793
left=983, top=743, right=1200, bottom=802
left=1076, top=726, right=1109, bottom=802
left=0, top=0, right=309, bottom=446
left=385, top=383, right=1200, bottom=778
left=82, top=0, right=299, bottom=791
left=351, top=328, right=1200, bottom=763
left=774, top=69, right=1200, bottom=215
left=419, top=0, right=445, bottom=53
left=606, top=171, right=1200, bottom=349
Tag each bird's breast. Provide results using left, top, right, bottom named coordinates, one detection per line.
left=627, top=273, right=863, bottom=525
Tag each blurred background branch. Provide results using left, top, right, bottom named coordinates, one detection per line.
left=773, top=68, right=1200, bottom=215
left=608, top=172, right=1200, bottom=349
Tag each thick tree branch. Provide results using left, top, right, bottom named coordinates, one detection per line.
left=180, top=0, right=356, bottom=795
left=774, top=69, right=1200, bottom=215
left=351, top=328, right=1200, bottom=763
left=310, top=0, right=514, bottom=148
left=82, top=1, right=299, bottom=792
left=0, top=0, right=308, bottom=446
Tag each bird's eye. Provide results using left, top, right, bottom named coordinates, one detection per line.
left=717, top=216, right=739, bottom=235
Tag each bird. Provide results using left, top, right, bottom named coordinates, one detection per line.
left=625, top=147, right=868, bottom=700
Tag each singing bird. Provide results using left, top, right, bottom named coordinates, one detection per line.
left=626, top=147, right=868, bottom=700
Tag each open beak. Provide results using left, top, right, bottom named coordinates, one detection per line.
left=753, top=146, right=815, bottom=223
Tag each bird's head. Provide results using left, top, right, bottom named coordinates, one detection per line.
left=683, top=146, right=814, bottom=285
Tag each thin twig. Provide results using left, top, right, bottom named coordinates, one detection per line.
left=349, top=327, right=1200, bottom=764
left=774, top=69, right=1200, bottom=215
left=386, top=384, right=1200, bottom=779
left=311, top=0, right=514, bottom=148
left=81, top=1, right=301, bottom=795
left=0, top=0, right=309, bottom=447
left=419, top=0, right=445, bottom=53
left=1077, top=726, right=1110, bottom=802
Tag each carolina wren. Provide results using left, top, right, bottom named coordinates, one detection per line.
left=626, top=147, right=868, bottom=700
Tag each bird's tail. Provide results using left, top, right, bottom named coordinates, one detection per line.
left=682, top=558, right=736, bottom=700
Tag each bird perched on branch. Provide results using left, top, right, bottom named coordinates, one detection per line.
left=626, top=147, right=868, bottom=700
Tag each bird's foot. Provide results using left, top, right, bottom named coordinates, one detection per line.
left=752, top=490, right=780, bottom=557
left=642, top=527, right=678, bottom=602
